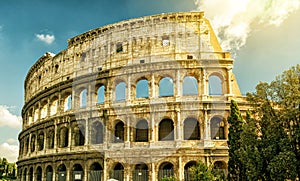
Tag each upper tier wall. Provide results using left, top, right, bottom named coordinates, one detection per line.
left=24, top=12, right=230, bottom=103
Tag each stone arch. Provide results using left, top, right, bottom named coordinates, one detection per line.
left=29, top=167, right=34, bottom=181
left=114, top=120, right=125, bottom=143
left=184, top=161, right=197, bottom=181
left=23, top=168, right=28, bottom=181
left=91, top=121, right=104, bottom=144
left=45, top=165, right=53, bottom=181
left=158, top=162, right=174, bottom=180
left=212, top=161, right=228, bottom=180
left=210, top=116, right=225, bottom=140
left=37, top=131, right=44, bottom=151
left=46, top=127, right=54, bottom=149
left=57, top=164, right=67, bottom=181
left=136, top=78, right=149, bottom=98
left=183, top=76, right=198, bottom=96
left=63, top=93, right=72, bottom=111
left=115, top=81, right=126, bottom=101
left=135, top=119, right=149, bottom=142
left=110, top=163, right=124, bottom=181
left=183, top=118, right=200, bottom=140
left=133, top=163, right=149, bottom=181
left=58, top=126, right=69, bottom=148
left=72, top=164, right=84, bottom=181
left=40, top=100, right=48, bottom=119
left=89, top=162, right=103, bottom=181
left=72, top=123, right=85, bottom=146
left=158, top=119, right=174, bottom=141
left=96, top=85, right=105, bottom=104
left=25, top=136, right=29, bottom=154
left=159, top=77, right=174, bottom=97
left=35, top=166, right=42, bottom=181
left=79, top=88, right=88, bottom=108
left=50, top=96, right=58, bottom=116
left=33, top=104, right=40, bottom=122
left=208, top=72, right=225, bottom=95
left=30, top=134, right=36, bottom=152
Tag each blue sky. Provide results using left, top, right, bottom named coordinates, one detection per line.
left=0, top=0, right=300, bottom=162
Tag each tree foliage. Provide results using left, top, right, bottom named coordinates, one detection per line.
left=188, top=161, right=221, bottom=181
left=244, top=64, right=300, bottom=180
left=227, top=100, right=244, bottom=180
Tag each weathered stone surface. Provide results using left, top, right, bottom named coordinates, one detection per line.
left=18, top=12, right=249, bottom=181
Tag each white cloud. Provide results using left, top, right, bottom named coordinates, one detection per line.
left=0, top=105, right=22, bottom=129
left=194, top=0, right=300, bottom=51
left=0, top=142, right=19, bottom=162
left=6, top=138, right=18, bottom=144
left=36, top=33, right=55, bottom=44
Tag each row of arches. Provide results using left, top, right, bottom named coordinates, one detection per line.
left=19, top=116, right=225, bottom=156
left=19, top=160, right=227, bottom=181
left=24, top=74, right=224, bottom=126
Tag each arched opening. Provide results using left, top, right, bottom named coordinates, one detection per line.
left=40, top=102, right=48, bottom=119
left=115, top=82, right=126, bottom=101
left=183, top=118, right=200, bottom=140
left=79, top=89, right=87, bottom=108
left=133, top=163, right=148, bottom=181
left=210, top=117, right=225, bottom=140
left=158, top=162, right=174, bottom=180
left=23, top=168, right=27, bottom=181
left=136, top=79, right=149, bottom=98
left=29, top=167, right=33, bottom=181
left=30, top=135, right=36, bottom=152
left=46, top=165, right=53, bottom=181
left=110, top=163, right=124, bottom=181
left=159, top=77, right=174, bottom=97
left=57, top=164, right=67, bottom=181
left=73, top=124, right=85, bottom=146
left=91, top=122, right=104, bottom=144
left=212, top=161, right=228, bottom=180
left=59, top=127, right=68, bottom=148
left=135, top=119, right=148, bottom=142
left=209, top=75, right=222, bottom=95
left=47, top=129, right=54, bottom=149
left=64, top=94, right=72, bottom=111
left=25, top=137, right=29, bottom=154
left=72, top=164, right=84, bottom=181
left=114, top=121, right=125, bottom=143
left=89, top=162, right=103, bottom=181
left=183, top=76, right=198, bottom=95
left=36, top=166, right=42, bottom=181
left=184, top=161, right=197, bottom=181
left=34, top=108, right=39, bottom=122
left=97, top=85, right=105, bottom=104
left=37, top=132, right=44, bottom=151
left=159, top=119, right=174, bottom=141
left=50, top=98, right=58, bottom=116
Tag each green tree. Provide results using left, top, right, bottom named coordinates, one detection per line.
left=227, top=100, right=244, bottom=180
left=236, top=111, right=262, bottom=180
left=189, top=161, right=217, bottom=181
left=246, top=64, right=300, bottom=180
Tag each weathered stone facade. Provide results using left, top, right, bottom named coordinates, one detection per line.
left=18, top=12, right=248, bottom=181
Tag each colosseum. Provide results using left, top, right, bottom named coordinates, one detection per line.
left=17, top=12, right=248, bottom=181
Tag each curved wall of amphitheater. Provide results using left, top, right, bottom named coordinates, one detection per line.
left=18, top=12, right=248, bottom=181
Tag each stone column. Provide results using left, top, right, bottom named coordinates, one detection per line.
left=176, top=70, right=181, bottom=97
left=227, top=66, right=233, bottom=95
left=179, top=156, right=183, bottom=181
left=127, top=75, right=131, bottom=102
left=151, top=116, right=155, bottom=143
left=176, top=109, right=181, bottom=141
left=203, top=68, right=208, bottom=96
left=54, top=123, right=57, bottom=149
left=204, top=110, right=209, bottom=140
left=151, top=74, right=155, bottom=98
left=151, top=163, right=155, bottom=181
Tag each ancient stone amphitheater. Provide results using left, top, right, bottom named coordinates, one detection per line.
left=17, top=12, right=248, bottom=181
